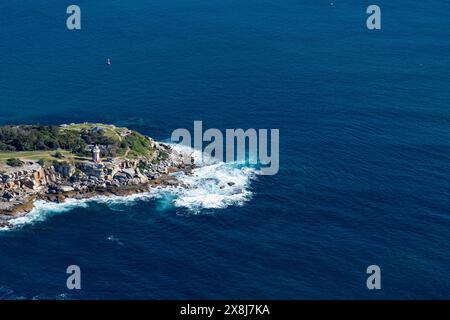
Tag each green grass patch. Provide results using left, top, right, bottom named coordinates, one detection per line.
left=0, top=149, right=75, bottom=163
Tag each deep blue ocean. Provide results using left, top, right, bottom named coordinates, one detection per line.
left=0, top=0, right=449, bottom=299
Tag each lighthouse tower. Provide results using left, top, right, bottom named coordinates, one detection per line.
left=92, top=145, right=101, bottom=163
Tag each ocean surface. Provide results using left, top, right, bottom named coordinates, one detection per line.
left=0, top=0, right=449, bottom=299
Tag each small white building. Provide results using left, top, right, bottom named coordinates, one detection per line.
left=92, top=145, right=101, bottom=163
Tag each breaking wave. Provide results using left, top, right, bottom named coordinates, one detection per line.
left=169, top=163, right=257, bottom=212
left=3, top=192, right=161, bottom=231
left=7, top=198, right=89, bottom=228
left=1, top=145, right=258, bottom=230
left=167, top=143, right=259, bottom=212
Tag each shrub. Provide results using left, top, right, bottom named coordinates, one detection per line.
left=6, top=158, right=24, bottom=167
left=52, top=151, right=64, bottom=159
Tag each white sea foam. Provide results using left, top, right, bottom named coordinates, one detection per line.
left=8, top=198, right=90, bottom=228
left=168, top=143, right=259, bottom=212
left=168, top=163, right=257, bottom=212
left=1, top=145, right=258, bottom=230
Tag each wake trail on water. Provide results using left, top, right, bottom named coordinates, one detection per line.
left=1, top=145, right=259, bottom=231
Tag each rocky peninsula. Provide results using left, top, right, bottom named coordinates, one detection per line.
left=0, top=123, right=194, bottom=228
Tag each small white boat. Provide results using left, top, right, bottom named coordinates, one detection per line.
left=107, top=58, right=111, bottom=65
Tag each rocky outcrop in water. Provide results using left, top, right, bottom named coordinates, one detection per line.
left=0, top=142, right=194, bottom=228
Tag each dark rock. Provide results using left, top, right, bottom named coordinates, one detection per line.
left=1, top=191, right=13, bottom=200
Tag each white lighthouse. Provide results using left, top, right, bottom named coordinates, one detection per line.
left=92, top=145, right=101, bottom=163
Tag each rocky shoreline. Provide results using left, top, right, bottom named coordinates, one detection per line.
left=0, top=142, right=194, bottom=229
